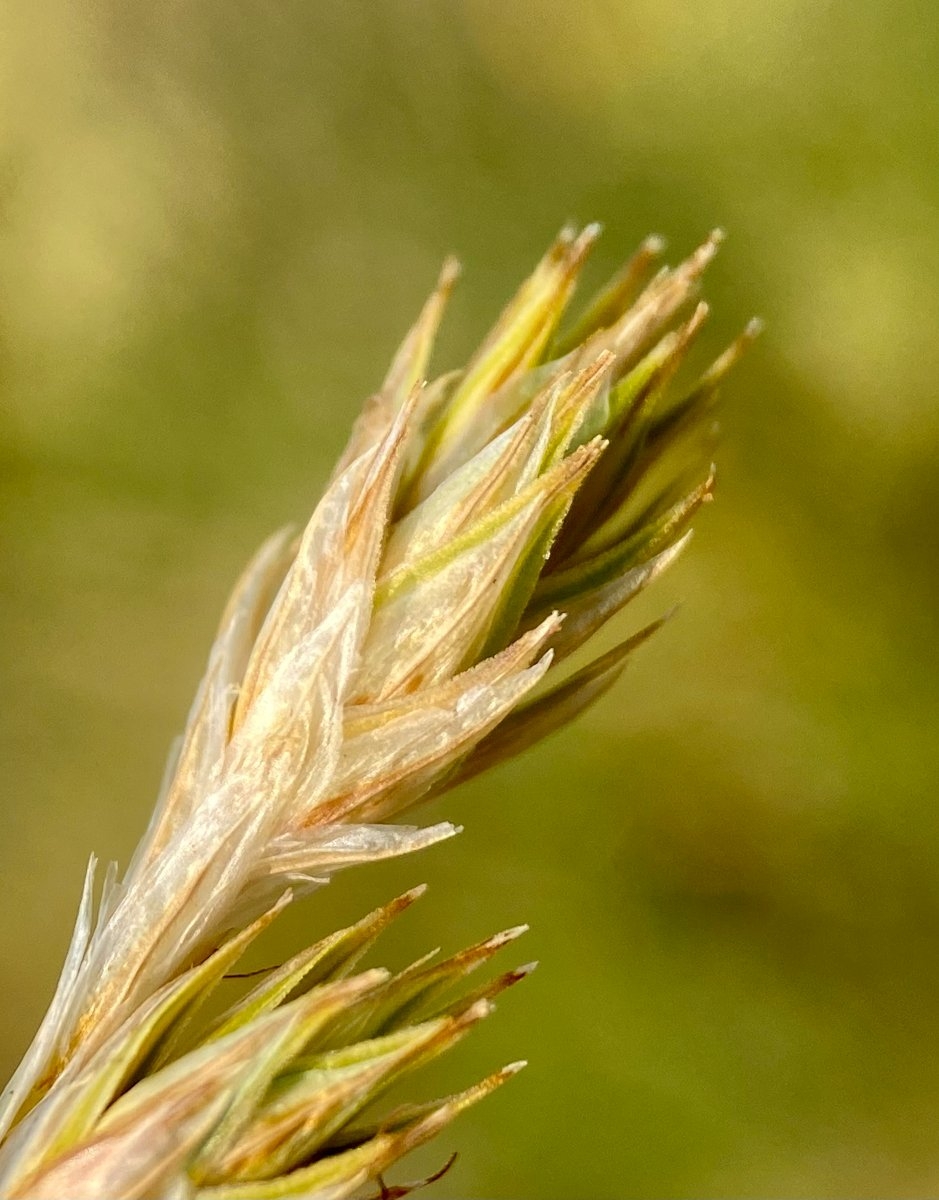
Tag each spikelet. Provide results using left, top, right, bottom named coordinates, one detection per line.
left=0, top=225, right=757, bottom=1199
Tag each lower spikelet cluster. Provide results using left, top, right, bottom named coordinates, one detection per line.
left=1, top=889, right=529, bottom=1200
left=0, top=224, right=756, bottom=1199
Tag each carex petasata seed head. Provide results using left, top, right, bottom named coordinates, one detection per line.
left=0, top=225, right=757, bottom=1200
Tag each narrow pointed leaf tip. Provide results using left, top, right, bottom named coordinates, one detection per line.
left=1, top=223, right=755, bottom=1198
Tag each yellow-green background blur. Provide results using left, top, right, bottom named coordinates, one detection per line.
left=2, top=3, right=939, bottom=1196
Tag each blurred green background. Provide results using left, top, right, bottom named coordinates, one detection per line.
left=2, top=2, right=939, bottom=1196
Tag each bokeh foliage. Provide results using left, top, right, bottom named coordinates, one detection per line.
left=2, top=2, right=939, bottom=1196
